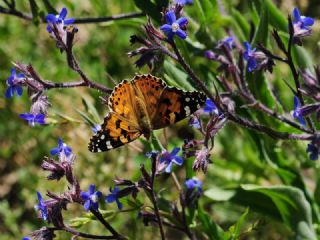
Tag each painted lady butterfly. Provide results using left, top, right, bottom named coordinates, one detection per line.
left=88, top=74, right=206, bottom=152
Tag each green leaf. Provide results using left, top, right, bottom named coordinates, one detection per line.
left=163, top=60, right=194, bottom=91
left=205, top=186, right=236, bottom=201
left=197, top=206, right=225, bottom=240
left=225, top=208, right=249, bottom=240
left=240, top=184, right=316, bottom=240
left=252, top=1, right=269, bottom=45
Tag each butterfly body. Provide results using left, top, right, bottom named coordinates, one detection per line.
left=88, top=74, right=206, bottom=152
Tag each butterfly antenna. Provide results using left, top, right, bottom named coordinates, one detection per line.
left=105, top=72, right=118, bottom=86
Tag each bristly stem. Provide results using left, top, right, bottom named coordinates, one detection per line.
left=168, top=40, right=315, bottom=141
left=286, top=17, right=315, bottom=132
left=61, top=226, right=119, bottom=239
left=90, top=208, right=125, bottom=239
left=149, top=156, right=166, bottom=240
left=0, top=4, right=145, bottom=24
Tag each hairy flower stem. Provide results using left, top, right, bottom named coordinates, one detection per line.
left=61, top=226, right=119, bottom=239
left=286, top=30, right=315, bottom=132
left=149, top=156, right=166, bottom=240
left=169, top=40, right=315, bottom=141
left=90, top=208, right=125, bottom=240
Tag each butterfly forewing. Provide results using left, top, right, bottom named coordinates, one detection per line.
left=88, top=113, right=141, bottom=152
left=152, top=87, right=206, bottom=129
left=108, top=80, right=137, bottom=121
left=132, top=74, right=166, bottom=118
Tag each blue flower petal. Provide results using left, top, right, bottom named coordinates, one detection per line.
left=84, top=200, right=91, bottom=211
left=176, top=29, right=187, bottom=39
left=302, top=17, right=314, bottom=26
left=166, top=11, right=176, bottom=25
left=106, top=194, right=115, bottom=203
left=160, top=24, right=172, bottom=33
left=46, top=14, right=57, bottom=23
left=80, top=191, right=90, bottom=200
left=243, top=42, right=251, bottom=52
left=50, top=147, right=60, bottom=155
left=171, top=147, right=180, bottom=156
left=16, top=86, right=23, bottom=96
left=91, top=201, right=99, bottom=211
left=64, top=18, right=75, bottom=25
left=165, top=162, right=173, bottom=173
left=59, top=8, right=68, bottom=19
left=293, top=8, right=301, bottom=21
left=176, top=17, right=188, bottom=26
left=294, top=96, right=301, bottom=108
left=116, top=199, right=123, bottom=210
left=173, top=156, right=183, bottom=165
left=10, top=68, right=16, bottom=76
left=20, top=113, right=34, bottom=121
left=5, top=87, right=14, bottom=98
left=88, top=184, right=96, bottom=195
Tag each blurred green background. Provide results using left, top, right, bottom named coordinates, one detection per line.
left=1, top=0, right=320, bottom=239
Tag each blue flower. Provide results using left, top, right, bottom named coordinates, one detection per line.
left=185, top=178, right=202, bottom=193
left=292, top=8, right=314, bottom=31
left=291, top=96, right=306, bottom=126
left=306, top=143, right=319, bottom=161
left=106, top=187, right=123, bottom=210
left=22, top=237, right=31, bottom=240
left=243, top=42, right=257, bottom=72
left=292, top=8, right=314, bottom=39
left=176, top=0, right=193, bottom=5
left=160, top=147, right=184, bottom=173
left=50, top=138, right=72, bottom=157
left=80, top=184, right=102, bottom=211
left=19, top=113, right=45, bottom=126
left=203, top=98, right=219, bottom=114
left=92, top=124, right=101, bottom=134
left=5, top=68, right=24, bottom=99
left=218, top=36, right=234, bottom=50
left=160, top=10, right=188, bottom=41
left=34, top=192, right=48, bottom=221
left=46, top=7, right=75, bottom=33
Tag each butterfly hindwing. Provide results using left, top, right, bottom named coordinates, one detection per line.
left=152, top=87, right=206, bottom=129
left=88, top=113, right=141, bottom=152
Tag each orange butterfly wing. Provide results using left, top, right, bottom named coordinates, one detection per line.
left=88, top=113, right=141, bottom=152
left=89, top=74, right=206, bottom=152
left=152, top=86, right=206, bottom=129
left=131, top=74, right=166, bottom=119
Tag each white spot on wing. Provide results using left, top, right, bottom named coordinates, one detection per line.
left=184, top=106, right=191, bottom=115
left=106, top=141, right=112, bottom=149
left=100, top=134, right=105, bottom=140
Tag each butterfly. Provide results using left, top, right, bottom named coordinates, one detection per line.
left=88, top=74, right=206, bottom=152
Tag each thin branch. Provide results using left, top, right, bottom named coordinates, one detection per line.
left=74, top=12, right=145, bottom=24
left=90, top=208, right=125, bottom=239
left=150, top=162, right=166, bottom=240
left=0, top=5, right=145, bottom=24
left=61, top=226, right=119, bottom=239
